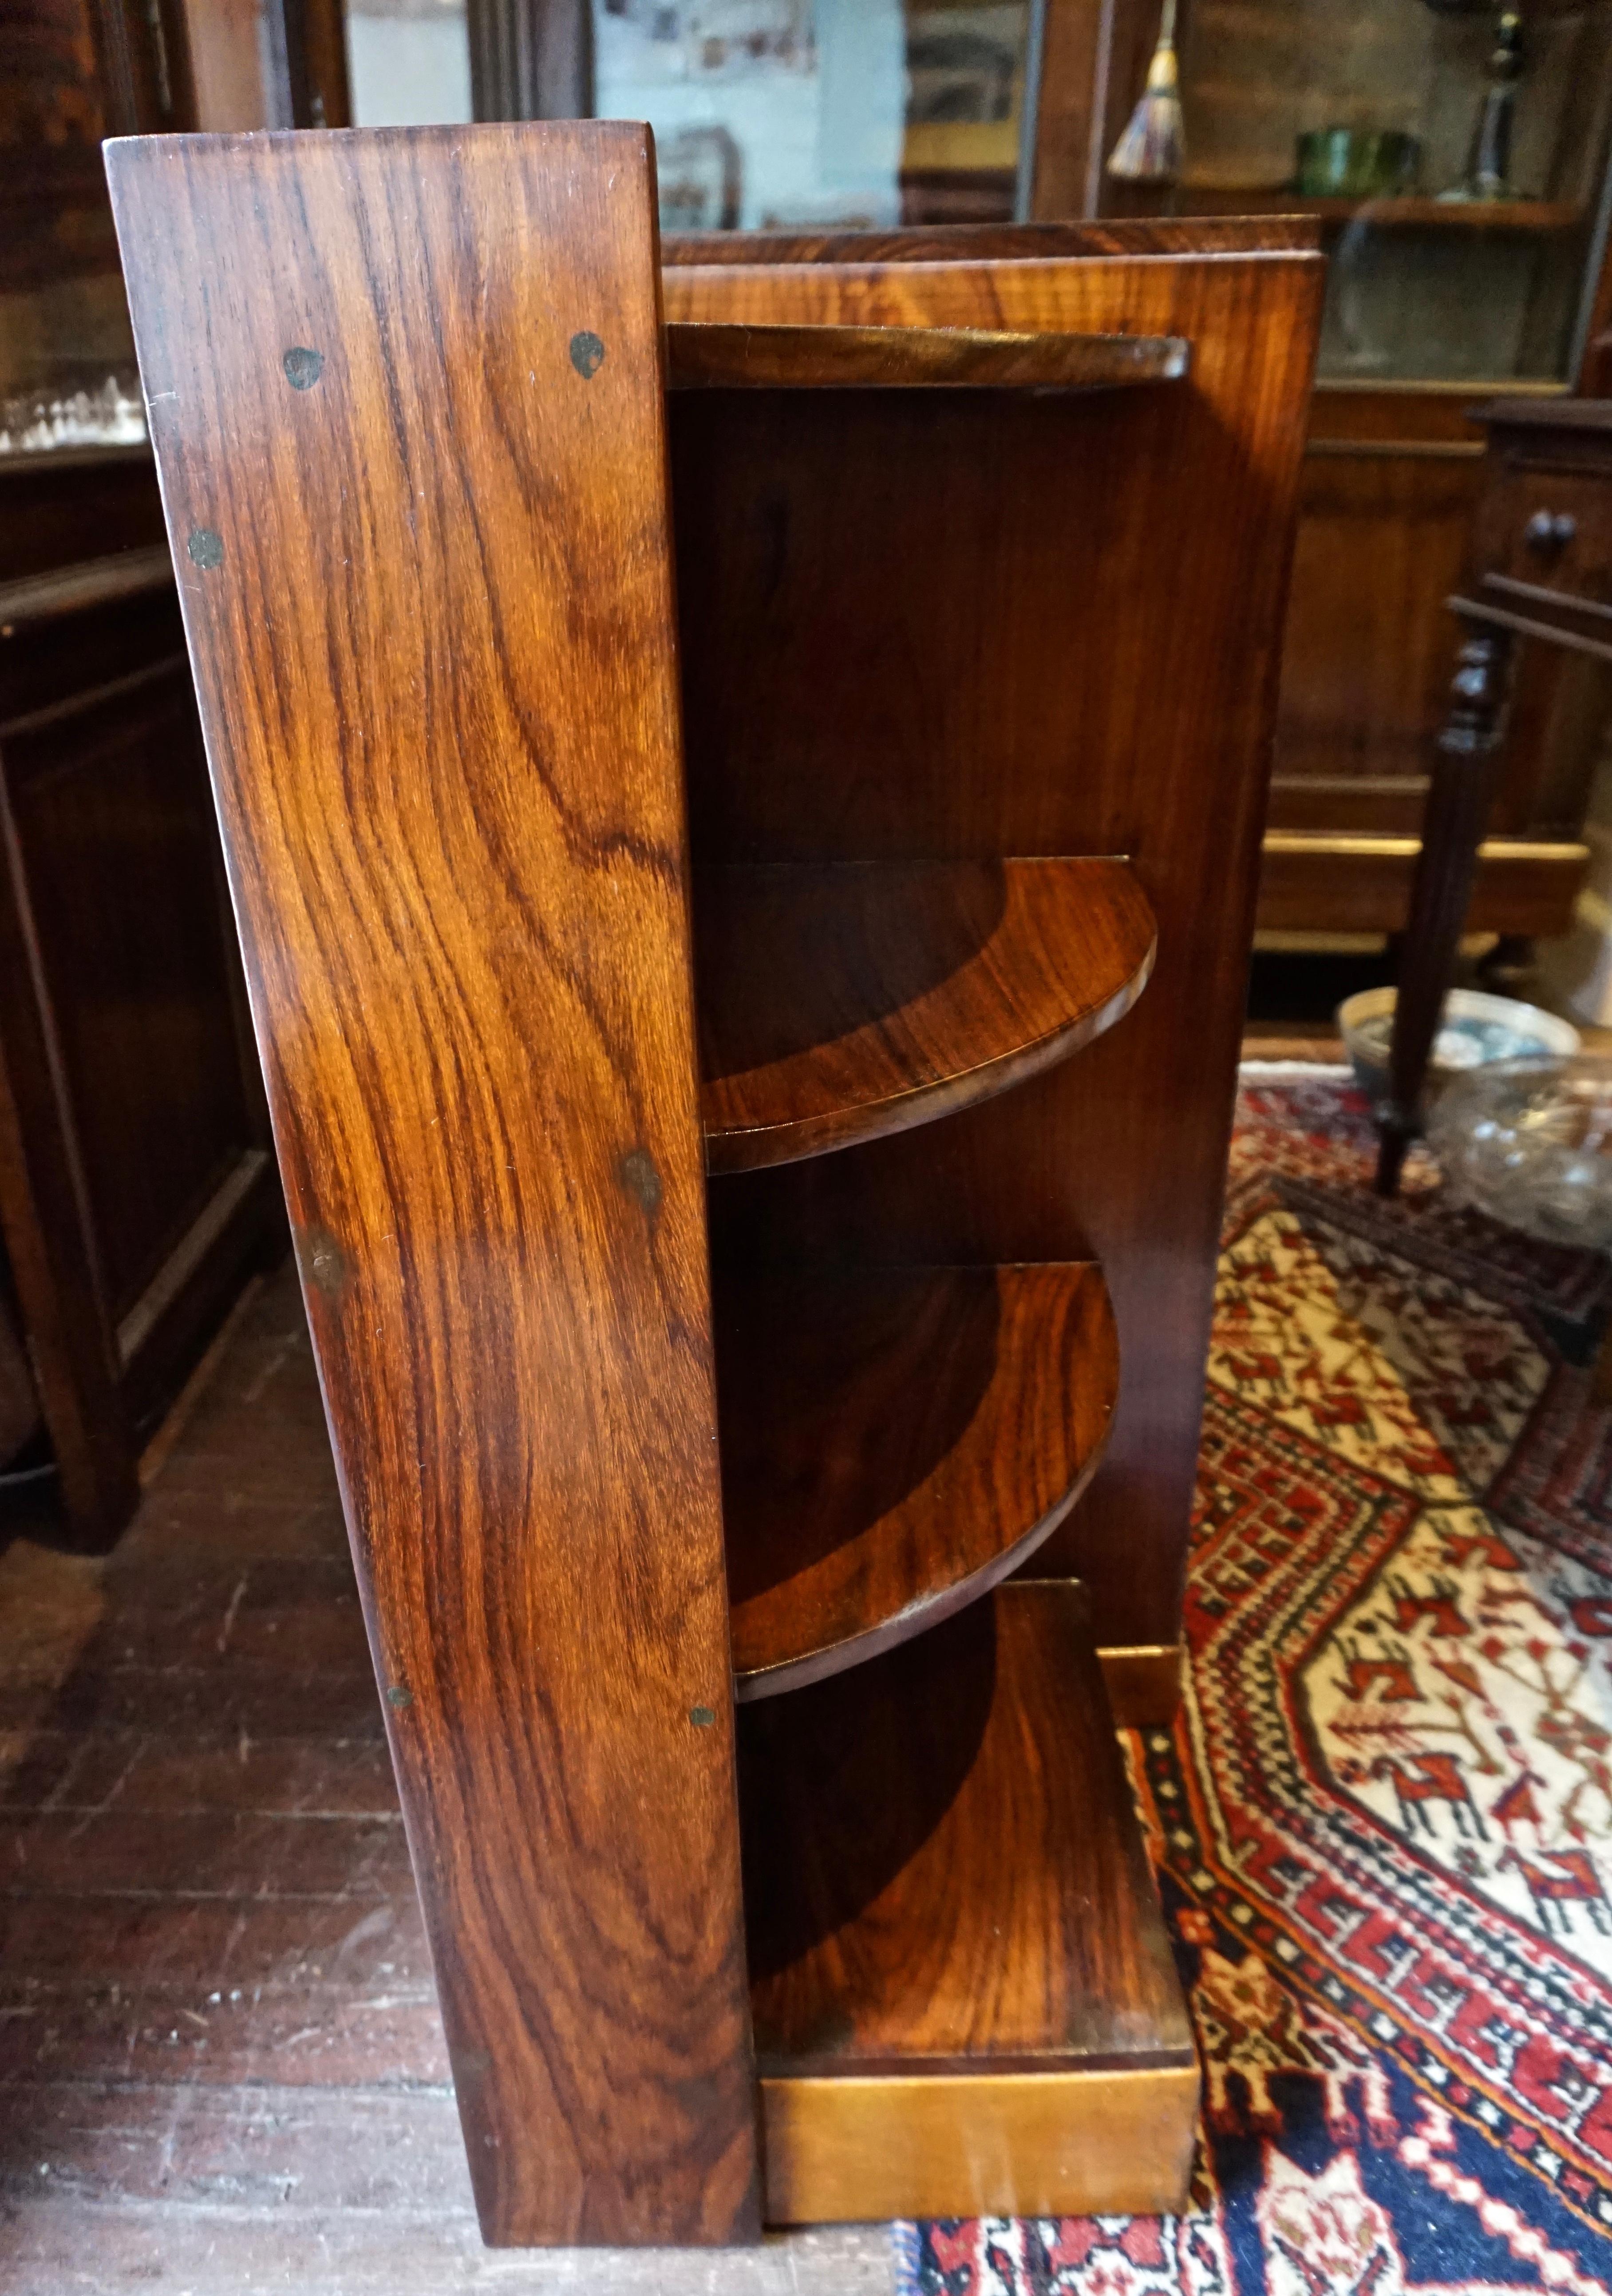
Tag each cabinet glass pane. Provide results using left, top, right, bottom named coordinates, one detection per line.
left=0, top=1, right=141, bottom=452
left=592, top=0, right=1034, bottom=231
left=1169, top=0, right=1612, bottom=383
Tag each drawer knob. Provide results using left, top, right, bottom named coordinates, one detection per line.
left=1525, top=509, right=1577, bottom=553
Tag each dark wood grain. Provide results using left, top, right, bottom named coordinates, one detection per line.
left=1261, top=386, right=1596, bottom=941
left=696, top=859, right=1155, bottom=1173
left=717, top=1263, right=1117, bottom=1699
left=741, top=1580, right=1197, bottom=2216
left=107, top=123, right=758, bottom=2248
left=666, top=243, right=1323, bottom=1664
left=665, top=321, right=1189, bottom=392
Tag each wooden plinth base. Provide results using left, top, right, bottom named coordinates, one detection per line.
left=761, top=2065, right=1200, bottom=2225
left=743, top=1583, right=1200, bottom=2226
left=1099, top=1640, right=1183, bottom=1725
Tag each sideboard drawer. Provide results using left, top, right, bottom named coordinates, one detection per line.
left=1476, top=465, right=1612, bottom=607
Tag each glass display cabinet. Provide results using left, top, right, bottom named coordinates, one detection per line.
left=1169, top=0, right=1612, bottom=388
left=1023, top=0, right=1612, bottom=940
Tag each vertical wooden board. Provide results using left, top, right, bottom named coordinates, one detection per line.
left=672, top=249, right=1322, bottom=1658
left=106, top=126, right=759, bottom=2246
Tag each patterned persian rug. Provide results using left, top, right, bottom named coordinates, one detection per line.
left=897, top=1068, right=1612, bottom=2296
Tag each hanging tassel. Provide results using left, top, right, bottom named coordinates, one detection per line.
left=1106, top=0, right=1185, bottom=184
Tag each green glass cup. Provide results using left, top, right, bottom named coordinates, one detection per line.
left=1295, top=128, right=1422, bottom=200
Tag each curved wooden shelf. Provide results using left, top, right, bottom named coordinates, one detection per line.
left=717, top=1262, right=1118, bottom=1700
left=696, top=858, right=1155, bottom=1174
left=666, top=321, right=1190, bottom=392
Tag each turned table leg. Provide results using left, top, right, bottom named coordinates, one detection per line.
left=1376, top=625, right=1515, bottom=1197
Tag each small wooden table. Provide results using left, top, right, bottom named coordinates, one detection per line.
left=1376, top=399, right=1612, bottom=1196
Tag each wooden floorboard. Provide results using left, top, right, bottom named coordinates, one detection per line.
left=0, top=1264, right=895, bottom=2292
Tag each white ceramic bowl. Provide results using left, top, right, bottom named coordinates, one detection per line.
left=1336, top=985, right=1580, bottom=1106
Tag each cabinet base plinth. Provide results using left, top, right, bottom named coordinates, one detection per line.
left=1099, top=1642, right=1183, bottom=1725
left=760, top=2064, right=1201, bottom=2225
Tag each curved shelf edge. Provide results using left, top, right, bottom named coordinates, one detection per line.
left=719, top=1262, right=1118, bottom=1702
left=699, top=858, right=1158, bottom=1176
left=666, top=320, right=1191, bottom=393
left=733, top=1431, right=1110, bottom=1704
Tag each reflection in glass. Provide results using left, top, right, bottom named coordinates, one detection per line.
left=593, top=0, right=1034, bottom=233
left=1167, top=0, right=1612, bottom=384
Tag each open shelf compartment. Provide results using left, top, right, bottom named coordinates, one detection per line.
left=718, top=1263, right=1118, bottom=1699
left=696, top=858, right=1155, bottom=1173
left=739, top=1581, right=1199, bottom=2224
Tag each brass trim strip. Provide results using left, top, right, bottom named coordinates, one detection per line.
left=1263, top=830, right=1589, bottom=865
left=1306, top=439, right=1484, bottom=461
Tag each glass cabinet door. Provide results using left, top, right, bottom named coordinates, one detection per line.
left=593, top=0, right=1038, bottom=232
left=1162, top=0, right=1612, bottom=383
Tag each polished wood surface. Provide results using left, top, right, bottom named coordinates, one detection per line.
left=696, top=859, right=1155, bottom=1174
left=718, top=1264, right=1117, bottom=1699
left=107, top=182, right=1316, bottom=2237
left=663, top=217, right=1320, bottom=265
left=668, top=241, right=1323, bottom=1659
left=741, top=1581, right=1197, bottom=2217
left=676, top=268, right=1598, bottom=944
left=1023, top=0, right=1115, bottom=221
left=108, top=124, right=758, bottom=2248
left=665, top=320, right=1189, bottom=393
left=761, top=2065, right=1202, bottom=2225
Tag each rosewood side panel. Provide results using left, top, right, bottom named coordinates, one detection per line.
left=107, top=125, right=759, bottom=2247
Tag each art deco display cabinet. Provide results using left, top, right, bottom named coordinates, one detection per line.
left=108, top=122, right=1320, bottom=2244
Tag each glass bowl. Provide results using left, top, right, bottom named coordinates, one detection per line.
left=1428, top=1056, right=1612, bottom=1250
